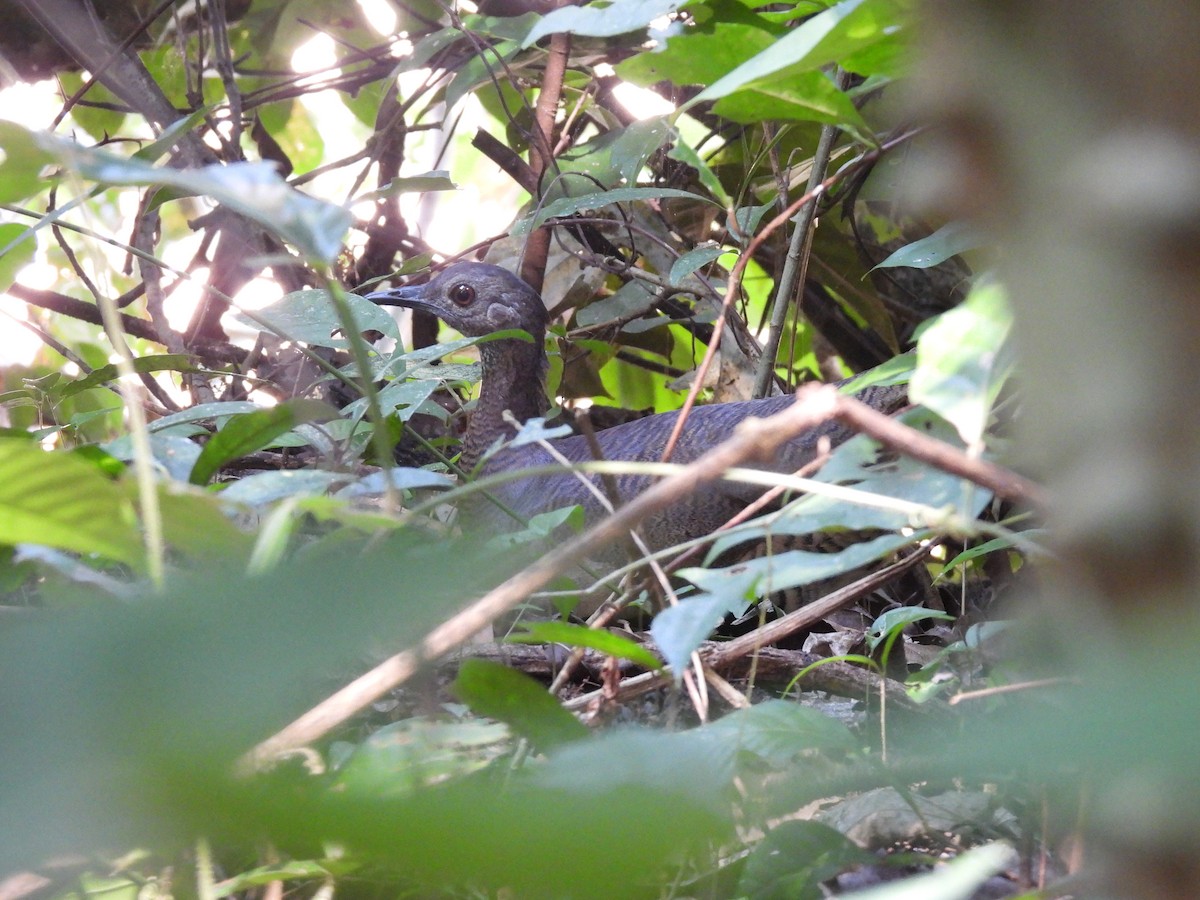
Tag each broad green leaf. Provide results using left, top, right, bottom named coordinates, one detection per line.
left=19, top=122, right=350, bottom=263
left=218, top=469, right=347, bottom=505
left=256, top=100, right=324, bottom=176
left=866, top=606, right=953, bottom=652
left=707, top=699, right=860, bottom=759
left=104, top=433, right=202, bottom=483
left=574, top=279, right=656, bottom=328
left=940, top=531, right=1047, bottom=572
left=617, top=17, right=779, bottom=89
left=0, top=439, right=141, bottom=564
left=541, top=118, right=673, bottom=205
left=341, top=378, right=438, bottom=421
left=711, top=410, right=989, bottom=555
left=237, top=288, right=400, bottom=346
left=524, top=0, right=686, bottom=45
left=453, top=659, right=589, bottom=751
left=738, top=820, right=874, bottom=898
left=58, top=72, right=127, bottom=140
left=328, top=715, right=511, bottom=800
left=154, top=485, right=255, bottom=564
left=444, top=39, right=523, bottom=111
left=59, top=354, right=199, bottom=400
left=667, top=138, right=733, bottom=206
left=669, top=243, right=724, bottom=285
left=189, top=399, right=337, bottom=485
left=507, top=621, right=662, bottom=671
left=873, top=221, right=982, bottom=270
left=213, top=860, right=340, bottom=898
left=357, top=170, right=457, bottom=203
left=689, top=532, right=916, bottom=601
left=689, top=0, right=905, bottom=106
left=712, top=69, right=874, bottom=140
left=652, top=589, right=752, bottom=676
left=0, top=222, right=35, bottom=292
left=335, top=468, right=454, bottom=499
left=0, top=531, right=504, bottom=869
left=149, top=401, right=264, bottom=433
left=911, top=280, right=1014, bottom=446
left=0, top=120, right=55, bottom=203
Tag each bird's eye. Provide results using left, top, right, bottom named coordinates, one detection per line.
left=449, top=283, right=475, bottom=306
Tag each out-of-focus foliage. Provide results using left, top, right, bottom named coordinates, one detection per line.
left=0, top=0, right=1067, bottom=897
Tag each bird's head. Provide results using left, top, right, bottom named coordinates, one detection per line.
left=364, top=262, right=548, bottom=339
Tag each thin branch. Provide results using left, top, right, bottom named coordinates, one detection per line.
left=752, top=69, right=849, bottom=398
left=834, top=391, right=1046, bottom=508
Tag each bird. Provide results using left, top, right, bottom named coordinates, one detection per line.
left=365, top=262, right=907, bottom=555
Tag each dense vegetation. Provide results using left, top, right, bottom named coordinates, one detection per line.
left=5, top=0, right=1192, bottom=897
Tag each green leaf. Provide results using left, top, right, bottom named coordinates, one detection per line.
left=213, top=860, right=338, bottom=898
left=524, top=0, right=686, bottom=45
left=237, top=288, right=400, bottom=346
left=866, top=606, right=953, bottom=652
left=574, top=279, right=656, bottom=328
left=667, top=139, right=733, bottom=207
left=0, top=439, right=141, bottom=564
left=617, top=16, right=779, bottom=89
left=911, top=280, right=1014, bottom=445
left=329, top=715, right=511, bottom=800
left=0, top=222, right=36, bottom=292
left=738, top=820, right=874, bottom=899
left=710, top=410, right=990, bottom=554
left=941, top=532, right=1046, bottom=571
left=652, top=589, right=751, bottom=676
left=507, top=621, right=662, bottom=671
left=154, top=486, right=255, bottom=565
left=707, top=699, right=860, bottom=759
left=689, top=0, right=906, bottom=107
left=357, top=171, right=457, bottom=202
left=692, top=532, right=916, bottom=600
left=669, top=244, right=724, bottom=285
left=538, top=118, right=672, bottom=205
left=218, top=470, right=347, bottom=505
left=104, top=433, right=202, bottom=483
left=256, top=100, right=324, bottom=175
left=20, top=122, right=351, bottom=263
left=0, top=530, right=504, bottom=870
left=58, top=72, right=127, bottom=140
left=0, top=120, right=56, bottom=203
left=148, top=401, right=264, bottom=433
left=453, top=659, right=589, bottom=751
left=444, top=39, right=523, bottom=111
left=712, top=69, right=875, bottom=139
left=189, top=399, right=337, bottom=485
left=58, top=354, right=200, bottom=400
left=873, top=221, right=983, bottom=270
left=337, top=468, right=454, bottom=497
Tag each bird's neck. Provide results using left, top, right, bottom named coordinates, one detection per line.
left=463, top=332, right=549, bottom=471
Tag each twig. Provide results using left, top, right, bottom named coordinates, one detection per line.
left=752, top=69, right=849, bottom=398
left=835, top=392, right=1046, bottom=507
left=520, top=31, right=571, bottom=293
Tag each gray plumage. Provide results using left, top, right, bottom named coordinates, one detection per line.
left=366, top=263, right=907, bottom=550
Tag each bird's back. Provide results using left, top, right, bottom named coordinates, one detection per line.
left=478, top=383, right=907, bottom=549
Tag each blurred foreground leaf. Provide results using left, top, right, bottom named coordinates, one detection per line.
left=0, top=438, right=141, bottom=564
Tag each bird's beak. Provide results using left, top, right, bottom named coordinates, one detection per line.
left=363, top=283, right=436, bottom=315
